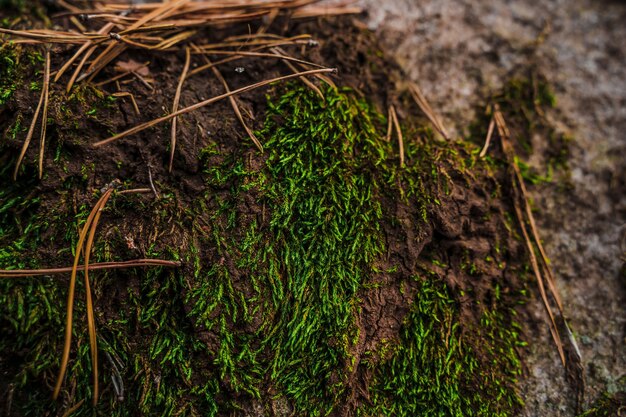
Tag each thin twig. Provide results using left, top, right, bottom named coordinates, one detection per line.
left=92, top=68, right=336, bottom=147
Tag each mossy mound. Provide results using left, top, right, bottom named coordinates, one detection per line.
left=0, top=15, right=561, bottom=417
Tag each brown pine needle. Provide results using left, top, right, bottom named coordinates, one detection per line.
left=512, top=193, right=566, bottom=365
left=60, top=399, right=85, bottom=417
left=385, top=106, right=393, bottom=142
left=0, top=259, right=181, bottom=278
left=409, top=82, right=450, bottom=140
left=53, top=188, right=113, bottom=401
left=66, top=44, right=97, bottom=93
left=492, top=106, right=582, bottom=375
left=190, top=50, right=326, bottom=69
left=82, top=189, right=114, bottom=405
left=187, top=47, right=324, bottom=79
left=389, top=105, right=404, bottom=167
left=271, top=46, right=324, bottom=100
left=82, top=0, right=191, bottom=82
left=13, top=49, right=47, bottom=181
left=193, top=43, right=264, bottom=152
left=38, top=48, right=51, bottom=180
left=479, top=115, right=495, bottom=158
left=54, top=22, right=115, bottom=84
left=170, top=47, right=192, bottom=172
left=493, top=107, right=564, bottom=312
left=112, top=92, right=141, bottom=116
left=92, top=68, right=336, bottom=148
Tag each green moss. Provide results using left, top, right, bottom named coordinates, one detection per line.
left=1, top=84, right=524, bottom=416
left=578, top=381, right=626, bottom=417
left=359, top=278, right=523, bottom=417
left=0, top=44, right=20, bottom=106
left=467, top=70, right=572, bottom=185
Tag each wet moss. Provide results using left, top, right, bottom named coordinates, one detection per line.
left=0, top=44, right=20, bottom=106
left=359, top=278, right=523, bottom=417
left=1, top=84, right=526, bottom=416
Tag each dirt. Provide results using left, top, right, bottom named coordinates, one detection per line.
left=357, top=0, right=626, bottom=415
left=0, top=2, right=623, bottom=416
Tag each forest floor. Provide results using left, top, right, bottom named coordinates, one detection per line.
left=0, top=1, right=624, bottom=416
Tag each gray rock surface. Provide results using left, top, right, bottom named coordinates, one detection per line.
left=358, top=0, right=626, bottom=415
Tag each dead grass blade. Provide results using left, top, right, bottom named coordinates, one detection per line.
left=38, top=48, right=51, bottom=179
left=170, top=47, right=192, bottom=172
left=13, top=48, right=48, bottom=180
left=92, top=67, right=336, bottom=148
left=408, top=82, right=450, bottom=140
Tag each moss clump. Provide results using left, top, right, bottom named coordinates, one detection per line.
left=360, top=277, right=523, bottom=417
left=186, top=85, right=391, bottom=415
left=0, top=44, right=20, bottom=106
left=468, top=69, right=572, bottom=187
left=1, top=83, right=524, bottom=416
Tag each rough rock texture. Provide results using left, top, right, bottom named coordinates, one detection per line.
left=357, top=0, right=626, bottom=415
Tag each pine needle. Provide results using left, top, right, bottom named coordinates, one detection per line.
left=271, top=46, right=324, bottom=100
left=192, top=43, right=263, bottom=152
left=13, top=48, right=48, bottom=181
left=408, top=81, right=450, bottom=140
left=92, top=68, right=336, bottom=148
left=492, top=106, right=582, bottom=377
left=479, top=114, right=495, bottom=158
left=38, top=47, right=51, bottom=179
left=53, top=188, right=113, bottom=401
left=170, top=47, right=192, bottom=172
left=0, top=259, right=181, bottom=278
left=82, top=188, right=114, bottom=405
left=389, top=105, right=404, bottom=167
